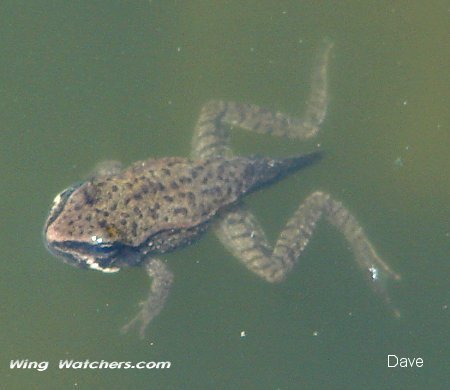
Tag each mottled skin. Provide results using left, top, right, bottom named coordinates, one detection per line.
left=45, top=154, right=319, bottom=271
left=44, top=40, right=400, bottom=338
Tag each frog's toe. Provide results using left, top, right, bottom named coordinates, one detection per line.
left=121, top=311, right=151, bottom=338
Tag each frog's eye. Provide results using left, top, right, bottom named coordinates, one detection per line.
left=45, top=182, right=84, bottom=229
left=53, top=182, right=83, bottom=206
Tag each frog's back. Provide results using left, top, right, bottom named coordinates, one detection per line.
left=47, top=153, right=320, bottom=250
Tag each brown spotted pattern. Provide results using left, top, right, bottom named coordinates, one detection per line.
left=46, top=155, right=314, bottom=249
left=43, top=39, right=401, bottom=338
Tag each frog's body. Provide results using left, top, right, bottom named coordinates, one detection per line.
left=44, top=40, right=400, bottom=338
left=45, top=154, right=319, bottom=272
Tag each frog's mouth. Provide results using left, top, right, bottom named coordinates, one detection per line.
left=45, top=241, right=141, bottom=273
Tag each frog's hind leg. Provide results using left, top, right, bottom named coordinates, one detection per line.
left=191, top=39, right=333, bottom=160
left=214, top=192, right=401, bottom=317
left=121, top=258, right=174, bottom=338
left=192, top=39, right=400, bottom=315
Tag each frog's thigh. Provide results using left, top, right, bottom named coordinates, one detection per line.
left=191, top=39, right=333, bottom=160
left=214, top=204, right=285, bottom=282
left=192, top=101, right=318, bottom=160
left=121, top=258, right=174, bottom=338
left=214, top=199, right=324, bottom=283
left=214, top=192, right=400, bottom=308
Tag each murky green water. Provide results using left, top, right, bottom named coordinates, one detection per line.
left=1, top=1, right=448, bottom=388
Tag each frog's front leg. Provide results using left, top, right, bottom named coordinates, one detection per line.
left=121, top=258, right=173, bottom=338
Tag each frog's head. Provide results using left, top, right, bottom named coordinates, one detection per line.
left=43, top=182, right=141, bottom=273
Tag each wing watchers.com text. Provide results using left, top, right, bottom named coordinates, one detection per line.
left=10, top=359, right=171, bottom=372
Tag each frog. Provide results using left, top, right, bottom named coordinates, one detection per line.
left=44, top=40, right=400, bottom=338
